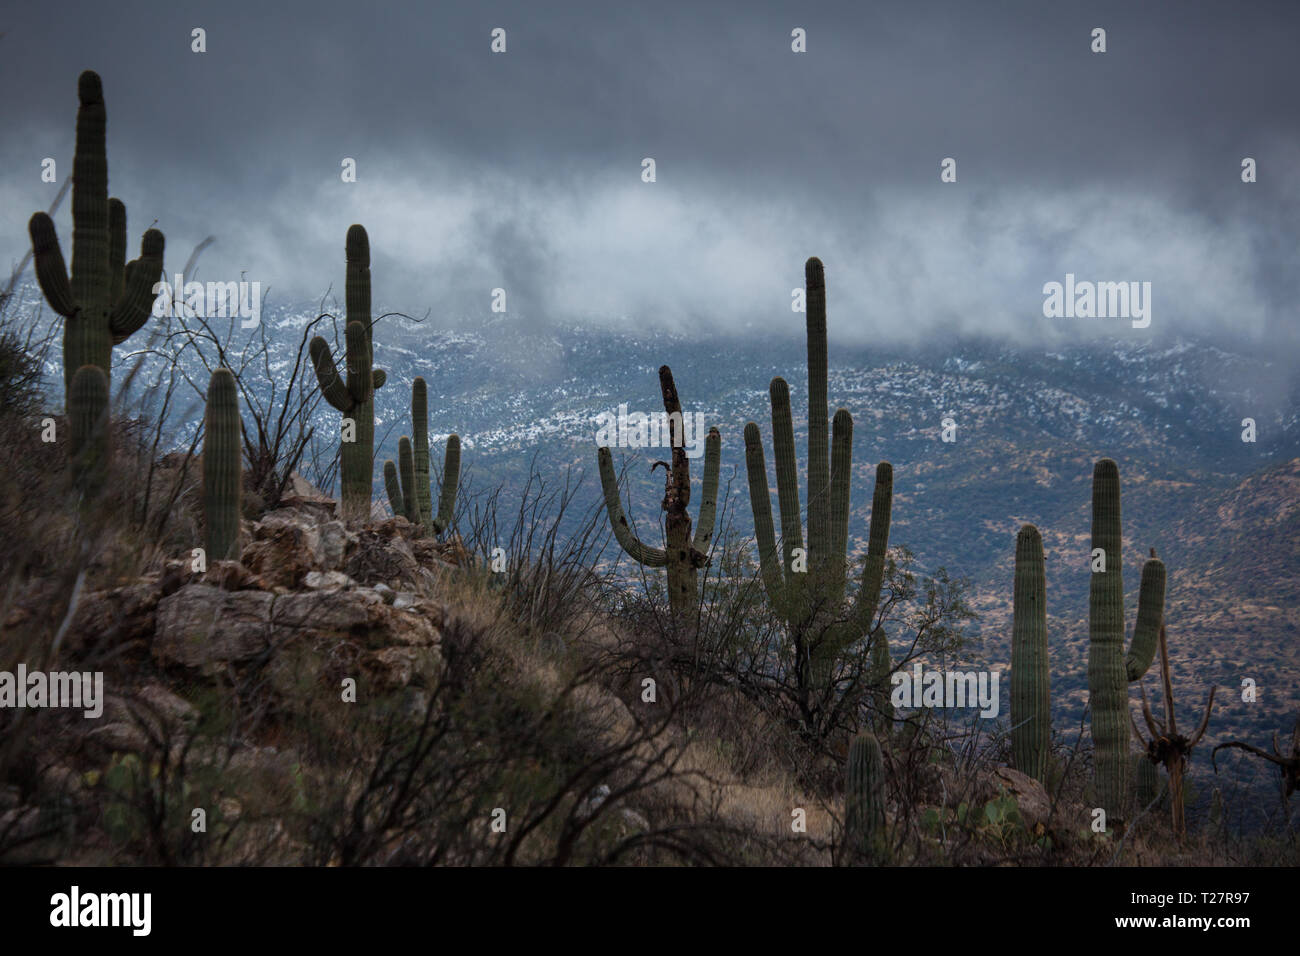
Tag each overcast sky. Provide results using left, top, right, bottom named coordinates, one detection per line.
left=2, top=0, right=1297, bottom=351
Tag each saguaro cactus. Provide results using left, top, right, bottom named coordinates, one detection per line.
left=68, top=364, right=110, bottom=500
left=203, top=369, right=242, bottom=561
left=598, top=365, right=719, bottom=617
left=28, top=71, right=165, bottom=402
left=744, top=257, right=893, bottom=691
left=310, top=225, right=386, bottom=524
left=844, top=732, right=886, bottom=863
left=1011, top=524, right=1051, bottom=783
left=384, top=378, right=460, bottom=535
left=1087, top=458, right=1166, bottom=824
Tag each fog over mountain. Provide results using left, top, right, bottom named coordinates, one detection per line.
left=2, top=0, right=1298, bottom=352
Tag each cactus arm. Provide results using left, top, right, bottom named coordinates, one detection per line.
left=343, top=320, right=373, bottom=407
left=828, top=407, right=853, bottom=605
left=769, top=377, right=805, bottom=586
left=372, top=368, right=386, bottom=390
left=844, top=462, right=893, bottom=634
left=744, top=421, right=789, bottom=617
left=805, top=257, right=831, bottom=575
left=1124, top=553, right=1166, bottom=681
left=109, top=228, right=165, bottom=342
left=397, top=436, right=419, bottom=523
left=432, top=434, right=460, bottom=535
left=309, top=336, right=354, bottom=412
left=412, top=376, right=434, bottom=532
left=597, top=446, right=668, bottom=567
left=383, top=459, right=403, bottom=517
left=203, top=368, right=243, bottom=561
left=691, top=427, right=720, bottom=554
left=28, top=213, right=76, bottom=318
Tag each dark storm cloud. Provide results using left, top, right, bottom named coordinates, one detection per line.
left=2, top=0, right=1297, bottom=350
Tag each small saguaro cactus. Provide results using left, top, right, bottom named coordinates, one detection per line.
left=383, top=378, right=460, bottom=535
left=309, top=225, right=386, bottom=524
left=598, top=364, right=719, bottom=618
left=68, top=364, right=110, bottom=500
left=744, top=257, right=893, bottom=693
left=844, top=732, right=887, bottom=863
left=28, top=71, right=165, bottom=403
left=1011, top=524, right=1051, bottom=783
left=1087, top=458, right=1166, bottom=824
left=203, top=369, right=243, bottom=561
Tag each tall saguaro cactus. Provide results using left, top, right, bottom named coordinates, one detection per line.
left=1087, top=458, right=1166, bottom=823
left=598, top=365, right=720, bottom=618
left=28, top=71, right=165, bottom=402
left=310, top=225, right=386, bottom=524
left=1011, top=524, right=1051, bottom=782
left=744, top=257, right=893, bottom=692
left=203, top=369, right=243, bottom=561
left=384, top=378, right=460, bottom=535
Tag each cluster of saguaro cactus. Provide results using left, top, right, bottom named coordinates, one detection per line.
left=844, top=732, right=887, bottom=862
left=310, top=225, right=387, bottom=524
left=1087, top=458, right=1166, bottom=824
left=28, top=71, right=165, bottom=403
left=744, top=257, right=893, bottom=690
left=1011, top=524, right=1051, bottom=783
left=203, top=369, right=243, bottom=561
left=68, top=364, right=110, bottom=501
left=383, top=377, right=460, bottom=535
left=598, top=365, right=720, bottom=617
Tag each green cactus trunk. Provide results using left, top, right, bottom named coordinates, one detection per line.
left=28, top=71, right=165, bottom=404
left=744, top=258, right=893, bottom=700
left=203, top=369, right=243, bottom=561
left=310, top=225, right=385, bottom=525
left=68, top=364, right=110, bottom=501
left=844, top=732, right=886, bottom=863
left=1011, top=524, right=1051, bottom=783
left=1087, top=459, right=1166, bottom=825
left=598, top=365, right=719, bottom=619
